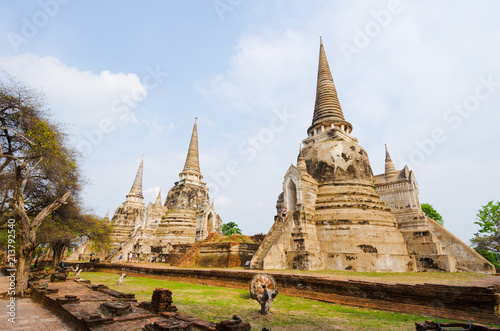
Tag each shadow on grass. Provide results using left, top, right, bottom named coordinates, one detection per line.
left=239, top=292, right=252, bottom=300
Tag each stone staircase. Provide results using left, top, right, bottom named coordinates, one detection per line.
left=106, top=233, right=138, bottom=262
left=250, top=213, right=292, bottom=269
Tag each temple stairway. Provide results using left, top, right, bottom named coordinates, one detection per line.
left=250, top=214, right=292, bottom=269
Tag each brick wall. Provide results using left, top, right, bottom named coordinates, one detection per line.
left=31, top=288, right=88, bottom=330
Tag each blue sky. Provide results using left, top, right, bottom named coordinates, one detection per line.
left=1, top=1, right=499, bottom=245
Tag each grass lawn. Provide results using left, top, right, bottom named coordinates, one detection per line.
left=80, top=271, right=478, bottom=331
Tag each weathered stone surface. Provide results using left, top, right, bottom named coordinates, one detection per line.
left=414, top=320, right=500, bottom=331
left=100, top=302, right=132, bottom=316
left=249, top=273, right=277, bottom=300
left=97, top=119, right=223, bottom=264
left=374, top=147, right=494, bottom=273
left=50, top=271, right=68, bottom=282
left=158, top=234, right=259, bottom=268
left=250, top=274, right=278, bottom=315
left=140, top=288, right=178, bottom=314
left=251, top=39, right=493, bottom=274
left=215, top=315, right=251, bottom=331
left=165, top=183, right=207, bottom=212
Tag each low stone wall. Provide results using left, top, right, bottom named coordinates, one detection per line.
left=196, top=242, right=259, bottom=268
left=31, top=288, right=87, bottom=330
left=72, top=263, right=500, bottom=324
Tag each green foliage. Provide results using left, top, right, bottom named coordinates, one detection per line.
left=421, top=203, right=444, bottom=225
left=38, top=200, right=112, bottom=257
left=0, top=218, right=20, bottom=250
left=221, top=222, right=242, bottom=236
left=27, top=119, right=60, bottom=156
left=471, top=200, right=500, bottom=253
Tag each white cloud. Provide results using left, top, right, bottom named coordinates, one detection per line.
left=0, top=54, right=147, bottom=134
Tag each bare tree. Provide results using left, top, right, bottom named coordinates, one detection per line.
left=1, top=73, right=82, bottom=295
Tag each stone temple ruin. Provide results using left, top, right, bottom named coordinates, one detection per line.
left=249, top=39, right=494, bottom=274
left=106, top=118, right=223, bottom=262
left=70, top=39, right=493, bottom=275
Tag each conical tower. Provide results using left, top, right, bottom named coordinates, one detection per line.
left=297, top=144, right=307, bottom=172
left=281, top=38, right=415, bottom=272
left=179, top=118, right=203, bottom=183
left=384, top=145, right=397, bottom=180
left=125, top=155, right=145, bottom=205
left=155, top=188, right=162, bottom=206
left=161, top=116, right=220, bottom=244
left=109, top=156, right=146, bottom=253
left=307, top=37, right=352, bottom=137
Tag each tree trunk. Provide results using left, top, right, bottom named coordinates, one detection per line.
left=15, top=230, right=35, bottom=296
left=51, top=241, right=67, bottom=267
left=13, top=190, right=71, bottom=295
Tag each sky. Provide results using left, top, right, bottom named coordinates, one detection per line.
left=1, top=1, right=499, bottom=245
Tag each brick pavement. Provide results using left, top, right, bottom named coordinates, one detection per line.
left=0, top=273, right=71, bottom=330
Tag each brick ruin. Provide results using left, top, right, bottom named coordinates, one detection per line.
left=250, top=38, right=494, bottom=274
left=49, top=263, right=500, bottom=325
left=24, top=267, right=252, bottom=330
left=155, top=233, right=260, bottom=268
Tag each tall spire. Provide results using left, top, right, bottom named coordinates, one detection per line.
left=308, top=37, right=352, bottom=136
left=179, top=118, right=203, bottom=181
left=126, top=155, right=144, bottom=203
left=104, top=209, right=110, bottom=221
left=155, top=188, right=162, bottom=206
left=297, top=144, right=307, bottom=172
left=384, top=145, right=397, bottom=180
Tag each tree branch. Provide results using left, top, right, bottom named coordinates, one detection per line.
left=0, top=126, right=35, bottom=145
left=30, top=190, right=71, bottom=231
left=18, top=158, right=42, bottom=196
